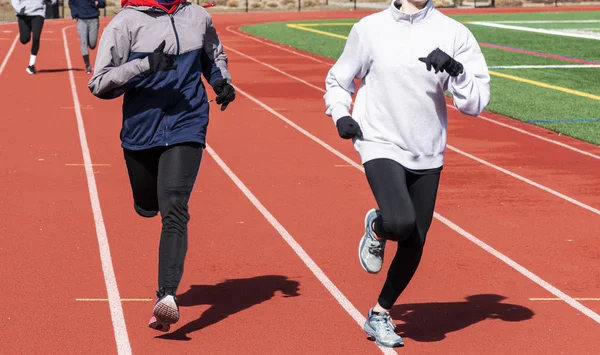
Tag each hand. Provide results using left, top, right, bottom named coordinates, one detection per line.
left=19, top=7, right=26, bottom=15
left=418, top=48, right=463, bottom=77
left=148, top=40, right=177, bottom=72
left=212, top=80, right=235, bottom=111
left=336, top=116, right=362, bottom=139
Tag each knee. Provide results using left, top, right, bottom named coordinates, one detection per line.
left=134, top=203, right=158, bottom=218
left=20, top=35, right=30, bottom=44
left=381, top=213, right=416, bottom=242
left=160, top=193, right=190, bottom=222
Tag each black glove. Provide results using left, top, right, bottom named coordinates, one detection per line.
left=213, top=79, right=235, bottom=111
left=19, top=7, right=26, bottom=15
left=419, top=48, right=463, bottom=77
left=148, top=40, right=176, bottom=72
left=336, top=116, right=363, bottom=139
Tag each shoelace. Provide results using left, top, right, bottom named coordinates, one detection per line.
left=368, top=238, right=384, bottom=257
left=377, top=313, right=397, bottom=333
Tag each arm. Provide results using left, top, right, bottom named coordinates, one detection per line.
left=201, top=14, right=231, bottom=86
left=323, top=23, right=371, bottom=124
left=88, top=16, right=151, bottom=100
left=446, top=28, right=491, bottom=117
left=97, top=0, right=106, bottom=9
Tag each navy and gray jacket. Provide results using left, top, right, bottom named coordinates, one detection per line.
left=69, top=0, right=106, bottom=19
left=88, top=1, right=231, bottom=150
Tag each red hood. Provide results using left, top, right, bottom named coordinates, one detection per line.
left=121, top=0, right=186, bottom=14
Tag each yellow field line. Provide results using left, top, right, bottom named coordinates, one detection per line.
left=286, top=24, right=350, bottom=40
left=286, top=24, right=600, bottom=101
left=488, top=70, right=600, bottom=101
left=287, top=23, right=357, bottom=27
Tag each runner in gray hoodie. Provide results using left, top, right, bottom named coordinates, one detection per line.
left=11, top=0, right=56, bottom=74
left=324, top=0, right=490, bottom=347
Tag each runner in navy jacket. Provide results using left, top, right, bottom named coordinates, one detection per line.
left=88, top=0, right=235, bottom=332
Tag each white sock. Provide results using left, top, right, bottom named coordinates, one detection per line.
left=29, top=55, right=36, bottom=66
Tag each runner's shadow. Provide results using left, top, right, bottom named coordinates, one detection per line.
left=37, top=68, right=84, bottom=73
left=156, top=275, right=300, bottom=341
left=389, top=294, right=534, bottom=342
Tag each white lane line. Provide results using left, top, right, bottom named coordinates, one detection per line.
left=225, top=28, right=600, bottom=160
left=206, top=145, right=397, bottom=354
left=0, top=35, right=18, bottom=77
left=231, top=83, right=600, bottom=325
left=62, top=25, right=132, bottom=355
left=224, top=43, right=600, bottom=216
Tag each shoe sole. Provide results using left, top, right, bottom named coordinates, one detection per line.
left=26, top=68, right=34, bottom=74
left=358, top=208, right=380, bottom=274
left=149, top=297, right=179, bottom=332
left=148, top=316, right=171, bottom=332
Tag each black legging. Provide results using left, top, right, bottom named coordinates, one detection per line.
left=17, top=15, right=45, bottom=56
left=123, top=143, right=203, bottom=294
left=364, top=158, right=441, bottom=310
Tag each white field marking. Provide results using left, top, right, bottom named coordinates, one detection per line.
left=225, top=28, right=600, bottom=160
left=448, top=145, right=600, bottom=217
left=232, top=83, right=600, bottom=325
left=62, top=26, right=132, bottom=355
left=468, top=21, right=600, bottom=41
left=205, top=145, right=396, bottom=355
left=489, top=64, right=600, bottom=69
left=76, top=298, right=153, bottom=302
left=226, top=46, right=600, bottom=215
left=224, top=44, right=324, bottom=92
left=225, top=26, right=333, bottom=65
left=0, top=35, right=18, bottom=77
left=65, top=163, right=111, bottom=166
left=530, top=298, right=600, bottom=301
left=492, top=20, right=600, bottom=24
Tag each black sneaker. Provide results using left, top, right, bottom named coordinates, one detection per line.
left=86, top=65, right=92, bottom=75
left=26, top=65, right=36, bottom=74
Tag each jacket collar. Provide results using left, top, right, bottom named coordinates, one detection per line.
left=390, top=0, right=435, bottom=23
left=121, top=0, right=186, bottom=14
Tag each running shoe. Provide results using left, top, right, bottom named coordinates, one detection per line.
left=26, top=65, right=36, bottom=74
left=148, top=292, right=179, bottom=332
left=363, top=308, right=404, bottom=347
left=358, top=208, right=386, bottom=273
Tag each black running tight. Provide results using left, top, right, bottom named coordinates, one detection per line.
left=123, top=143, right=203, bottom=294
left=17, top=15, right=44, bottom=55
left=364, top=158, right=441, bottom=310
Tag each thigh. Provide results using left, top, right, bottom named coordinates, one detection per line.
left=30, top=16, right=44, bottom=39
left=17, top=16, right=32, bottom=39
left=123, top=148, right=161, bottom=213
left=76, top=18, right=87, bottom=40
left=157, top=144, right=203, bottom=213
left=88, top=18, right=99, bottom=45
left=406, top=171, right=441, bottom=244
left=364, top=158, right=414, bottom=225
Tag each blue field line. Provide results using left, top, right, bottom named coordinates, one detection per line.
left=525, top=118, right=600, bottom=123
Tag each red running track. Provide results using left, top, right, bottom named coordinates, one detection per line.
left=0, top=6, right=599, bottom=354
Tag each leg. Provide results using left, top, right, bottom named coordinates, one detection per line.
left=17, top=16, right=32, bottom=44
left=376, top=170, right=440, bottom=310
left=76, top=18, right=91, bottom=69
left=87, top=18, right=100, bottom=50
left=123, top=147, right=161, bottom=218
left=156, top=143, right=202, bottom=293
left=149, top=143, right=202, bottom=332
left=360, top=158, right=440, bottom=348
left=30, top=16, right=44, bottom=56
